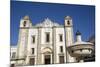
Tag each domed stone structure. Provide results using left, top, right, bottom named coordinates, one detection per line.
left=67, top=30, right=94, bottom=62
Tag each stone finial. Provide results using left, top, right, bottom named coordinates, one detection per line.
left=65, top=16, right=72, bottom=20
left=23, top=15, right=30, bottom=20
left=76, top=30, right=81, bottom=35
left=76, top=30, right=82, bottom=42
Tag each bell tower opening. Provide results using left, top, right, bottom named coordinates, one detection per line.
left=64, top=16, right=72, bottom=26
left=23, top=21, right=26, bottom=27
left=20, top=15, right=32, bottom=28
left=67, top=20, right=70, bottom=25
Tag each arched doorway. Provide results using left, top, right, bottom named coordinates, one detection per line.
left=42, top=47, right=52, bottom=64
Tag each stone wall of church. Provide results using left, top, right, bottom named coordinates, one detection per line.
left=24, top=26, right=67, bottom=64
left=25, top=28, right=38, bottom=65
left=54, top=27, right=66, bottom=63
left=14, top=16, right=76, bottom=65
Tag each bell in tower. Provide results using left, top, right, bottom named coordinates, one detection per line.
left=64, top=16, right=73, bottom=27
left=20, top=15, right=32, bottom=28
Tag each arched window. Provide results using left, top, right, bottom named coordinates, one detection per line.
left=23, top=21, right=26, bottom=27
left=67, top=20, right=70, bottom=25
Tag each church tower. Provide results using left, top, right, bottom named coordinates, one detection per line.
left=64, top=16, right=76, bottom=62
left=17, top=16, right=32, bottom=64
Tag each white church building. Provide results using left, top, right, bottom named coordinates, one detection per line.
left=10, top=16, right=94, bottom=66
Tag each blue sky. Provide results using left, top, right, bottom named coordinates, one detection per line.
left=10, top=1, right=95, bottom=46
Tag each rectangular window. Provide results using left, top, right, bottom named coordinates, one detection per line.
left=59, top=34, right=63, bottom=42
left=29, top=58, right=35, bottom=65
left=32, top=48, right=34, bottom=54
left=32, top=36, right=35, bottom=43
left=12, top=52, right=16, bottom=58
left=60, top=46, right=63, bottom=52
left=59, top=56, right=64, bottom=63
left=46, top=32, right=50, bottom=42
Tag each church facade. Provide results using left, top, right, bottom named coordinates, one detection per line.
left=10, top=15, right=94, bottom=66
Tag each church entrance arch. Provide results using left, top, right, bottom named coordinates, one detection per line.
left=41, top=47, right=52, bottom=64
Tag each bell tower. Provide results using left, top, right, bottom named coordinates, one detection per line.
left=64, top=16, right=76, bottom=62
left=17, top=15, right=32, bottom=64
left=64, top=16, right=73, bottom=27
left=64, top=16, right=74, bottom=46
left=20, top=15, right=32, bottom=28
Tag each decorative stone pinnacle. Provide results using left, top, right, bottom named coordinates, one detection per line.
left=23, top=15, right=30, bottom=20
left=76, top=30, right=81, bottom=35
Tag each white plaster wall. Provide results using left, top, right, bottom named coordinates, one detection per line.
left=11, top=61, right=16, bottom=64
left=17, top=25, right=75, bottom=64
left=17, top=28, right=30, bottom=65
left=65, top=27, right=76, bottom=62
left=18, top=29, right=28, bottom=59
left=40, top=27, right=53, bottom=45
left=55, top=27, right=66, bottom=63
left=26, top=28, right=38, bottom=64
left=65, top=27, right=74, bottom=46
left=40, top=27, right=53, bottom=64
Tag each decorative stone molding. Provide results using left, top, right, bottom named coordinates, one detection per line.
left=41, top=47, right=52, bottom=54
left=35, top=18, right=60, bottom=27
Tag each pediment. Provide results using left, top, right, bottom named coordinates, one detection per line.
left=35, top=18, right=60, bottom=27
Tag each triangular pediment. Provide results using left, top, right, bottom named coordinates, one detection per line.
left=35, top=18, right=60, bottom=27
